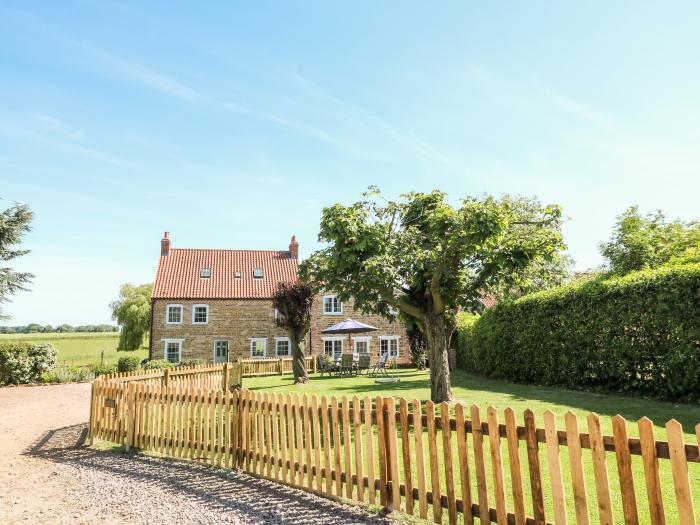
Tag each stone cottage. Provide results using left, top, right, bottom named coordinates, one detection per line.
left=149, top=232, right=409, bottom=365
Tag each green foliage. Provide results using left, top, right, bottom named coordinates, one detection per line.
left=179, top=358, right=206, bottom=368
left=91, top=364, right=117, bottom=376
left=600, top=206, right=700, bottom=276
left=457, top=263, right=700, bottom=402
left=0, top=341, right=57, bottom=384
left=117, top=355, right=141, bottom=372
left=143, top=359, right=173, bottom=370
left=110, top=283, right=152, bottom=351
left=302, top=188, right=564, bottom=401
left=0, top=323, right=118, bottom=334
left=42, top=366, right=95, bottom=383
left=0, top=202, right=34, bottom=320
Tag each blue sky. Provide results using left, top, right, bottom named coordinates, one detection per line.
left=1, top=1, right=699, bottom=325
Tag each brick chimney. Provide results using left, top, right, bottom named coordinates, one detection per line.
left=289, top=235, right=299, bottom=259
left=161, top=232, right=171, bottom=256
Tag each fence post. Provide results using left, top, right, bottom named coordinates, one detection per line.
left=278, top=358, right=283, bottom=375
left=125, top=382, right=137, bottom=452
left=88, top=381, right=96, bottom=445
left=163, top=368, right=170, bottom=387
left=377, top=396, right=395, bottom=515
left=223, top=362, right=230, bottom=391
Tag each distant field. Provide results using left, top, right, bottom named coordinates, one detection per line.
left=0, top=332, right=148, bottom=367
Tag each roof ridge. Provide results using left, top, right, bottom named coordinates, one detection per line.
left=169, top=248, right=289, bottom=253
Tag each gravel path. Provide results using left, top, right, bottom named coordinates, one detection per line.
left=0, top=383, right=392, bottom=525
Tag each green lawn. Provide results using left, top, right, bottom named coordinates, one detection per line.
left=0, top=332, right=147, bottom=367
left=244, top=368, right=700, bottom=524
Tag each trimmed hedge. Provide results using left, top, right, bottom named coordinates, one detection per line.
left=0, top=342, right=57, bottom=385
left=457, top=263, right=700, bottom=402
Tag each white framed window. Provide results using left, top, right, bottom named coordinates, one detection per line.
left=379, top=336, right=400, bottom=358
left=275, top=337, right=291, bottom=357
left=353, top=336, right=371, bottom=354
left=273, top=308, right=282, bottom=322
left=250, top=338, right=267, bottom=358
left=192, top=304, right=209, bottom=324
left=322, top=295, right=343, bottom=315
left=200, top=268, right=211, bottom=278
left=163, top=339, right=183, bottom=364
left=213, top=340, right=229, bottom=364
left=165, top=304, right=183, bottom=324
left=323, top=336, right=344, bottom=360
left=253, top=268, right=264, bottom=279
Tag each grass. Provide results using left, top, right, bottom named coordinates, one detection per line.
left=0, top=332, right=148, bottom=367
left=244, top=368, right=700, bottom=524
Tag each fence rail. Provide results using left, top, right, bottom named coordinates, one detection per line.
left=89, top=375, right=699, bottom=525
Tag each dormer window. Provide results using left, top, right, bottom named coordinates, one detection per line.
left=200, top=268, right=211, bottom=278
left=253, top=268, right=263, bottom=279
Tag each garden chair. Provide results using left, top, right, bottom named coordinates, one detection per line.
left=357, top=354, right=371, bottom=375
left=317, top=354, right=336, bottom=377
left=369, top=353, right=389, bottom=377
left=339, top=353, right=356, bottom=376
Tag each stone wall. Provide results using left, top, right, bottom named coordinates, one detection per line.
left=151, top=295, right=411, bottom=365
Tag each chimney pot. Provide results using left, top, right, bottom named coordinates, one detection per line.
left=289, top=235, right=299, bottom=259
left=161, top=232, right=171, bottom=256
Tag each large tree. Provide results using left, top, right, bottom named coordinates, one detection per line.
left=0, top=202, right=34, bottom=320
left=302, top=189, right=563, bottom=402
left=600, top=206, right=700, bottom=276
left=110, top=283, right=153, bottom=351
left=272, top=281, right=314, bottom=383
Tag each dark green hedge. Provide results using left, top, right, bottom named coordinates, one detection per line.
left=457, top=263, right=700, bottom=402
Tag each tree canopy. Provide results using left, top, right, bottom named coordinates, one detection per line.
left=110, top=283, right=152, bottom=351
left=599, top=206, right=699, bottom=276
left=272, top=281, right=314, bottom=383
left=302, top=188, right=564, bottom=402
left=0, top=202, right=34, bottom=320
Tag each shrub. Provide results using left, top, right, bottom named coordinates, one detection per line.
left=457, top=263, right=700, bottom=402
left=0, top=342, right=57, bottom=385
left=42, top=366, right=95, bottom=383
left=91, top=364, right=117, bottom=377
left=117, top=355, right=141, bottom=372
left=179, top=358, right=206, bottom=368
left=143, top=359, right=173, bottom=370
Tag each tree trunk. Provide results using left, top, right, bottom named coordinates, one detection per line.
left=290, top=334, right=308, bottom=384
left=424, top=315, right=452, bottom=403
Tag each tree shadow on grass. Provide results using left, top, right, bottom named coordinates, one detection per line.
left=25, top=424, right=390, bottom=525
left=450, top=370, right=700, bottom=431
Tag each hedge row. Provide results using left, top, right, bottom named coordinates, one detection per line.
left=457, top=263, right=700, bottom=402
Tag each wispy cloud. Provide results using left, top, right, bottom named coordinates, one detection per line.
left=31, top=113, right=84, bottom=140
left=541, top=87, right=617, bottom=132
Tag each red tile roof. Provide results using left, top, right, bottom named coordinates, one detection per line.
left=152, top=248, right=298, bottom=299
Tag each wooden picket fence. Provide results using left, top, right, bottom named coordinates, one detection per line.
left=239, top=356, right=316, bottom=377
left=88, top=377, right=699, bottom=525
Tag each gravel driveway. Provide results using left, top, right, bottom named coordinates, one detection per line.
left=0, top=383, right=393, bottom=525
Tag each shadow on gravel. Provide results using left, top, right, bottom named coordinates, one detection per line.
left=24, top=424, right=390, bottom=525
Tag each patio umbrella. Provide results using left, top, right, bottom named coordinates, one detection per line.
left=321, top=318, right=378, bottom=334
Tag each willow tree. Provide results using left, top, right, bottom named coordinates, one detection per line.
left=302, top=189, right=564, bottom=402
left=110, top=283, right=152, bottom=351
left=272, top=281, right=314, bottom=383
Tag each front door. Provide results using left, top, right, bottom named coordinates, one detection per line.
left=214, top=340, right=229, bottom=364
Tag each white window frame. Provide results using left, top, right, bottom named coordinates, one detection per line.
left=379, top=336, right=400, bottom=358
left=352, top=336, right=371, bottom=354
left=249, top=338, right=267, bottom=359
left=213, top=339, right=229, bottom=364
left=200, top=268, right=211, bottom=278
left=165, top=304, right=183, bottom=325
left=192, top=304, right=209, bottom=325
left=163, top=339, right=183, bottom=364
left=322, top=336, right=344, bottom=359
left=253, top=268, right=264, bottom=279
left=322, top=294, right=343, bottom=315
left=275, top=337, right=291, bottom=358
